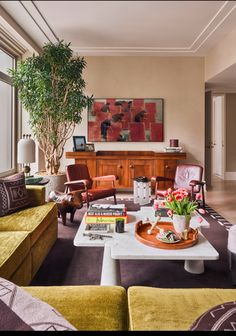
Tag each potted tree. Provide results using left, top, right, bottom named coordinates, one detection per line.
left=10, top=40, right=91, bottom=192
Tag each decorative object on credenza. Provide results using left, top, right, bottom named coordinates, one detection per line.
left=17, top=134, right=35, bottom=177
left=164, top=139, right=183, bottom=152
left=85, top=143, right=95, bottom=152
left=169, top=139, right=179, bottom=147
left=73, top=136, right=86, bottom=151
left=164, top=146, right=183, bottom=153
left=87, top=98, right=164, bottom=142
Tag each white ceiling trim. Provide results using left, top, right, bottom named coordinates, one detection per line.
left=192, top=1, right=236, bottom=52
left=15, top=0, right=236, bottom=55
left=19, top=0, right=58, bottom=44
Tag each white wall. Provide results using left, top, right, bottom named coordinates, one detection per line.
left=62, top=56, right=205, bottom=170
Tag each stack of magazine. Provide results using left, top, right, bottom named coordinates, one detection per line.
left=164, top=146, right=183, bottom=153
left=85, top=204, right=127, bottom=233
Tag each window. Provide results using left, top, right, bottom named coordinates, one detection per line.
left=0, top=48, right=16, bottom=176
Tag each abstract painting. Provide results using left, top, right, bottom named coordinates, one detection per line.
left=87, top=98, right=164, bottom=142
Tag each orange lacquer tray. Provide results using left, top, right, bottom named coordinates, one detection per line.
left=135, top=221, right=198, bottom=250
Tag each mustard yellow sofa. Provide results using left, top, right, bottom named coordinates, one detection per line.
left=0, top=185, right=58, bottom=286
left=20, top=285, right=236, bottom=331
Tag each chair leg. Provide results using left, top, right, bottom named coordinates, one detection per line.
left=114, top=194, right=117, bottom=204
left=201, top=186, right=206, bottom=209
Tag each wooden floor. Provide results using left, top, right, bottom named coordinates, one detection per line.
left=206, top=176, right=236, bottom=224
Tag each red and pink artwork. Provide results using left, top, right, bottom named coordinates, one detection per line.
left=87, top=98, right=164, bottom=142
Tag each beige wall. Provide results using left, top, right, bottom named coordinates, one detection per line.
left=205, top=26, right=236, bottom=82
left=226, top=93, right=236, bottom=172
left=62, top=56, right=205, bottom=170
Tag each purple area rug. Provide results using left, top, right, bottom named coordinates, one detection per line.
left=31, top=198, right=235, bottom=289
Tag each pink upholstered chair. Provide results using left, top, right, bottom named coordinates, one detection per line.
left=152, top=164, right=205, bottom=208
left=65, top=164, right=118, bottom=207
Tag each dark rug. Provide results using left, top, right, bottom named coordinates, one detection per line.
left=31, top=198, right=235, bottom=289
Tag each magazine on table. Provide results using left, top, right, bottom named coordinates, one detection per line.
left=84, top=223, right=111, bottom=233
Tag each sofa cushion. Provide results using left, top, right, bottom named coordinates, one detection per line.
left=23, top=286, right=128, bottom=331
left=190, top=301, right=236, bottom=331
left=26, top=185, right=46, bottom=207
left=0, top=232, right=30, bottom=279
left=0, top=277, right=77, bottom=331
left=0, top=173, right=31, bottom=217
left=128, top=287, right=236, bottom=330
left=0, top=202, right=57, bottom=246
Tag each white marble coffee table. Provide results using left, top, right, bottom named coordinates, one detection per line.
left=73, top=210, right=219, bottom=286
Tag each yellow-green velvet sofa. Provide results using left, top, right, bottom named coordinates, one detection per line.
left=0, top=185, right=58, bottom=286
left=20, top=285, right=236, bottom=331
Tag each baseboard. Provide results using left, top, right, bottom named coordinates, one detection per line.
left=224, top=172, right=236, bottom=180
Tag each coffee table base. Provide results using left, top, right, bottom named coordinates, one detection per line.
left=100, top=243, right=121, bottom=286
left=100, top=243, right=206, bottom=285
left=184, top=260, right=204, bottom=274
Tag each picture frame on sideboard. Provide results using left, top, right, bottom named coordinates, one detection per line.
left=73, top=136, right=86, bottom=151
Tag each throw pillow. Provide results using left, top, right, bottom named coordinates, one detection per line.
left=0, top=172, right=31, bottom=217
left=0, top=277, right=77, bottom=331
left=190, top=301, right=236, bottom=331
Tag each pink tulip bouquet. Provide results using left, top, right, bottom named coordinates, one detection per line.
left=153, top=188, right=205, bottom=223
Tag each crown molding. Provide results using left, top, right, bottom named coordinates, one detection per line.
left=73, top=1, right=236, bottom=56
left=9, top=1, right=236, bottom=55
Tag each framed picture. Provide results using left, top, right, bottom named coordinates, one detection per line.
left=85, top=143, right=95, bottom=152
left=87, top=98, right=164, bottom=142
left=73, top=136, right=86, bottom=151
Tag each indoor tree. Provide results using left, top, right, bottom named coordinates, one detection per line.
left=10, top=40, right=92, bottom=175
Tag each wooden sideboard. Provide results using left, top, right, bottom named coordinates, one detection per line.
left=65, top=151, right=187, bottom=190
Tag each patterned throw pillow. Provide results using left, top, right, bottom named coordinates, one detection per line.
left=0, top=277, right=77, bottom=331
left=0, top=172, right=31, bottom=217
left=190, top=301, right=236, bottom=331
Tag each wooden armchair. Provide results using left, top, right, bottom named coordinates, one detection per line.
left=152, top=164, right=206, bottom=208
left=65, top=164, right=118, bottom=207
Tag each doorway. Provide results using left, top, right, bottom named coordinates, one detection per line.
left=205, top=92, right=225, bottom=187
left=212, top=94, right=225, bottom=179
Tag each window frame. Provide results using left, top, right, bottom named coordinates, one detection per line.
left=0, top=47, right=17, bottom=177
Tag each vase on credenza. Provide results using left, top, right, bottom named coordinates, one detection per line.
left=172, top=214, right=191, bottom=234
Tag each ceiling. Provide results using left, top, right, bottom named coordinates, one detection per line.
left=1, top=0, right=236, bottom=56
left=1, top=0, right=236, bottom=89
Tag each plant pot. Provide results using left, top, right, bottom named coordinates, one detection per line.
left=35, top=171, right=67, bottom=200
left=172, top=214, right=191, bottom=234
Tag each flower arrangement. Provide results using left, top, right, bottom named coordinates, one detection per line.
left=153, top=188, right=205, bottom=223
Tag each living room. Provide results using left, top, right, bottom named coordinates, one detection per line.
left=0, top=0, right=236, bottom=331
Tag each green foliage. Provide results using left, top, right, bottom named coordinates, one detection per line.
left=9, top=40, right=92, bottom=174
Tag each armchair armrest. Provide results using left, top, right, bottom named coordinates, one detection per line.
left=64, top=179, right=90, bottom=187
left=64, top=179, right=90, bottom=192
left=93, top=175, right=118, bottom=182
left=93, top=174, right=118, bottom=188
left=189, top=180, right=205, bottom=187
left=151, top=176, right=174, bottom=182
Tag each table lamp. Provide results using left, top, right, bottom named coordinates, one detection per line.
left=17, top=134, right=36, bottom=177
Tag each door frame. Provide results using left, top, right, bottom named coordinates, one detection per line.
left=211, top=93, right=226, bottom=180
